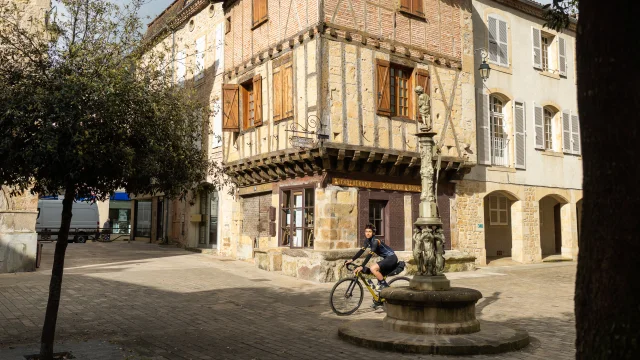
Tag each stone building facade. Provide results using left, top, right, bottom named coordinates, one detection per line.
left=219, top=0, right=478, bottom=282
left=453, top=0, right=582, bottom=265
left=0, top=0, right=51, bottom=273
left=133, top=1, right=229, bottom=250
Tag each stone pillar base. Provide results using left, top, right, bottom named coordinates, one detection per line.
left=409, top=275, right=451, bottom=291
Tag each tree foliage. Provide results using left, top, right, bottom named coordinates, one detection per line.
left=543, top=0, right=579, bottom=31
left=0, top=0, right=225, bottom=202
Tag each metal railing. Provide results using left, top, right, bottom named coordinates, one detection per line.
left=491, top=136, right=510, bottom=167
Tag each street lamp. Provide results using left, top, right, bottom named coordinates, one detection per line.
left=475, top=49, right=491, bottom=82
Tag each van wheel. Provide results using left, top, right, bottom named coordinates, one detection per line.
left=76, top=234, right=87, bottom=243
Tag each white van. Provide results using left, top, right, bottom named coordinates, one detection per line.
left=36, top=200, right=100, bottom=243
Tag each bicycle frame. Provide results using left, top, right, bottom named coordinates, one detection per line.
left=344, top=263, right=387, bottom=303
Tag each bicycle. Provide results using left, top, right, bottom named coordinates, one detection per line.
left=329, top=262, right=411, bottom=316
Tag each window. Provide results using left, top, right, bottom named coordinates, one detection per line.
left=225, top=16, right=231, bottom=34
left=239, top=75, right=263, bottom=131
left=489, top=96, right=508, bottom=166
left=252, top=0, right=268, bottom=28
left=194, top=36, right=205, bottom=81
left=543, top=107, right=554, bottom=150
left=488, top=15, right=508, bottom=67
left=390, top=66, right=411, bottom=117
left=369, top=201, right=387, bottom=242
left=488, top=196, right=509, bottom=226
left=175, top=50, right=186, bottom=86
left=134, top=200, right=152, bottom=237
left=541, top=35, right=551, bottom=72
left=375, top=60, right=413, bottom=118
left=281, top=188, right=314, bottom=248
left=273, top=55, right=293, bottom=121
left=399, top=0, right=424, bottom=18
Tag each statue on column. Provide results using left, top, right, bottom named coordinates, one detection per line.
left=422, top=227, right=436, bottom=275
left=415, top=85, right=432, bottom=131
left=434, top=227, right=446, bottom=275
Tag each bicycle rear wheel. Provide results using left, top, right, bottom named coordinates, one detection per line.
left=329, top=277, right=364, bottom=316
left=388, top=276, right=411, bottom=288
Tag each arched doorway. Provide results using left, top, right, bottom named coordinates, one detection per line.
left=539, top=195, right=569, bottom=257
left=484, top=191, right=517, bottom=264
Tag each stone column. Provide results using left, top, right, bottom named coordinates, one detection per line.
left=560, top=202, right=578, bottom=259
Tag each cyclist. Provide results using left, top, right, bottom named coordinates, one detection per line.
left=345, top=223, right=398, bottom=302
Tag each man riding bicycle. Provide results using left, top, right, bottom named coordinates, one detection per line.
left=345, top=223, right=399, bottom=297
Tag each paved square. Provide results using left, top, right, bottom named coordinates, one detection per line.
left=0, top=242, right=575, bottom=359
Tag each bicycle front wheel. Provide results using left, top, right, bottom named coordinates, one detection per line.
left=329, top=277, right=364, bottom=316
left=388, top=276, right=411, bottom=288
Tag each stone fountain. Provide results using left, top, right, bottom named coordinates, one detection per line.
left=337, top=88, right=530, bottom=355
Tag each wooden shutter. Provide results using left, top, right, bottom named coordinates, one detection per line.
left=412, top=0, right=424, bottom=16
left=534, top=102, right=544, bottom=149
left=273, top=67, right=282, bottom=121
left=283, top=61, right=293, bottom=118
left=399, top=0, right=411, bottom=12
left=222, top=84, right=239, bottom=132
left=498, top=19, right=508, bottom=66
left=514, top=101, right=526, bottom=169
left=488, top=16, right=498, bottom=63
left=253, top=0, right=267, bottom=26
left=476, top=90, right=490, bottom=165
left=532, top=27, right=542, bottom=69
left=571, top=113, right=581, bottom=154
left=376, top=59, right=391, bottom=116
left=562, top=110, right=571, bottom=153
left=253, top=75, right=263, bottom=127
left=558, top=37, right=567, bottom=76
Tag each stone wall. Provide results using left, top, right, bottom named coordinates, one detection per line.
left=0, top=187, right=38, bottom=273
left=314, top=185, right=359, bottom=251
left=452, top=179, right=581, bottom=265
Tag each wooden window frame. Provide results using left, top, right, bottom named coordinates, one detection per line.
left=280, top=186, right=315, bottom=249
left=368, top=200, right=387, bottom=242
left=241, top=79, right=255, bottom=131
left=399, top=0, right=425, bottom=19
left=390, top=63, right=413, bottom=119
left=543, top=107, right=554, bottom=151
left=252, top=0, right=268, bottom=29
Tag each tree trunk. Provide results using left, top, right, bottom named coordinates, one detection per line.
left=575, top=1, right=640, bottom=358
left=39, top=187, right=75, bottom=359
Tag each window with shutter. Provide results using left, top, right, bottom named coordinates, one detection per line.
left=533, top=103, right=544, bottom=149
left=222, top=85, right=239, bottom=132
left=558, top=37, right=567, bottom=76
left=532, top=27, right=542, bottom=69
left=272, top=55, right=293, bottom=122
left=562, top=110, right=571, bottom=153
left=477, top=90, right=491, bottom=165
left=252, top=0, right=268, bottom=28
left=241, top=80, right=255, bottom=130
left=498, top=20, right=508, bottom=66
left=414, top=69, right=430, bottom=119
left=399, top=0, right=424, bottom=18
left=514, top=101, right=526, bottom=169
left=195, top=36, right=205, bottom=81
left=375, top=59, right=391, bottom=116
left=176, top=50, right=186, bottom=86
left=571, top=113, right=581, bottom=154
left=488, top=17, right=498, bottom=64
left=488, top=16, right=508, bottom=67
left=543, top=107, right=554, bottom=150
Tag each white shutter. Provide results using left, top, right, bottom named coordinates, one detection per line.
left=534, top=102, right=544, bottom=149
left=212, top=99, right=222, bottom=148
left=195, top=36, right=205, bottom=80
left=562, top=110, right=571, bottom=153
left=571, top=113, right=581, bottom=154
left=558, top=37, right=567, bottom=76
left=488, top=16, right=498, bottom=64
left=532, top=27, right=542, bottom=69
left=176, top=50, right=186, bottom=86
left=514, top=101, right=526, bottom=169
left=215, top=23, right=224, bottom=74
left=498, top=19, right=508, bottom=67
left=477, top=90, right=491, bottom=165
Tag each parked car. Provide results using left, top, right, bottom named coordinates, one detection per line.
left=36, top=199, right=100, bottom=243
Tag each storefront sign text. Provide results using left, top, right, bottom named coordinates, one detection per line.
left=332, top=178, right=421, bottom=192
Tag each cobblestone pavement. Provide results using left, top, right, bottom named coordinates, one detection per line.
left=0, top=242, right=576, bottom=359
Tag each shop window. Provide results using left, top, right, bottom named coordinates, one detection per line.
left=368, top=200, right=387, bottom=242
left=281, top=187, right=314, bottom=248
left=134, top=200, right=152, bottom=237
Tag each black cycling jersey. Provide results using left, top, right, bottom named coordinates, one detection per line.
left=351, top=236, right=395, bottom=267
